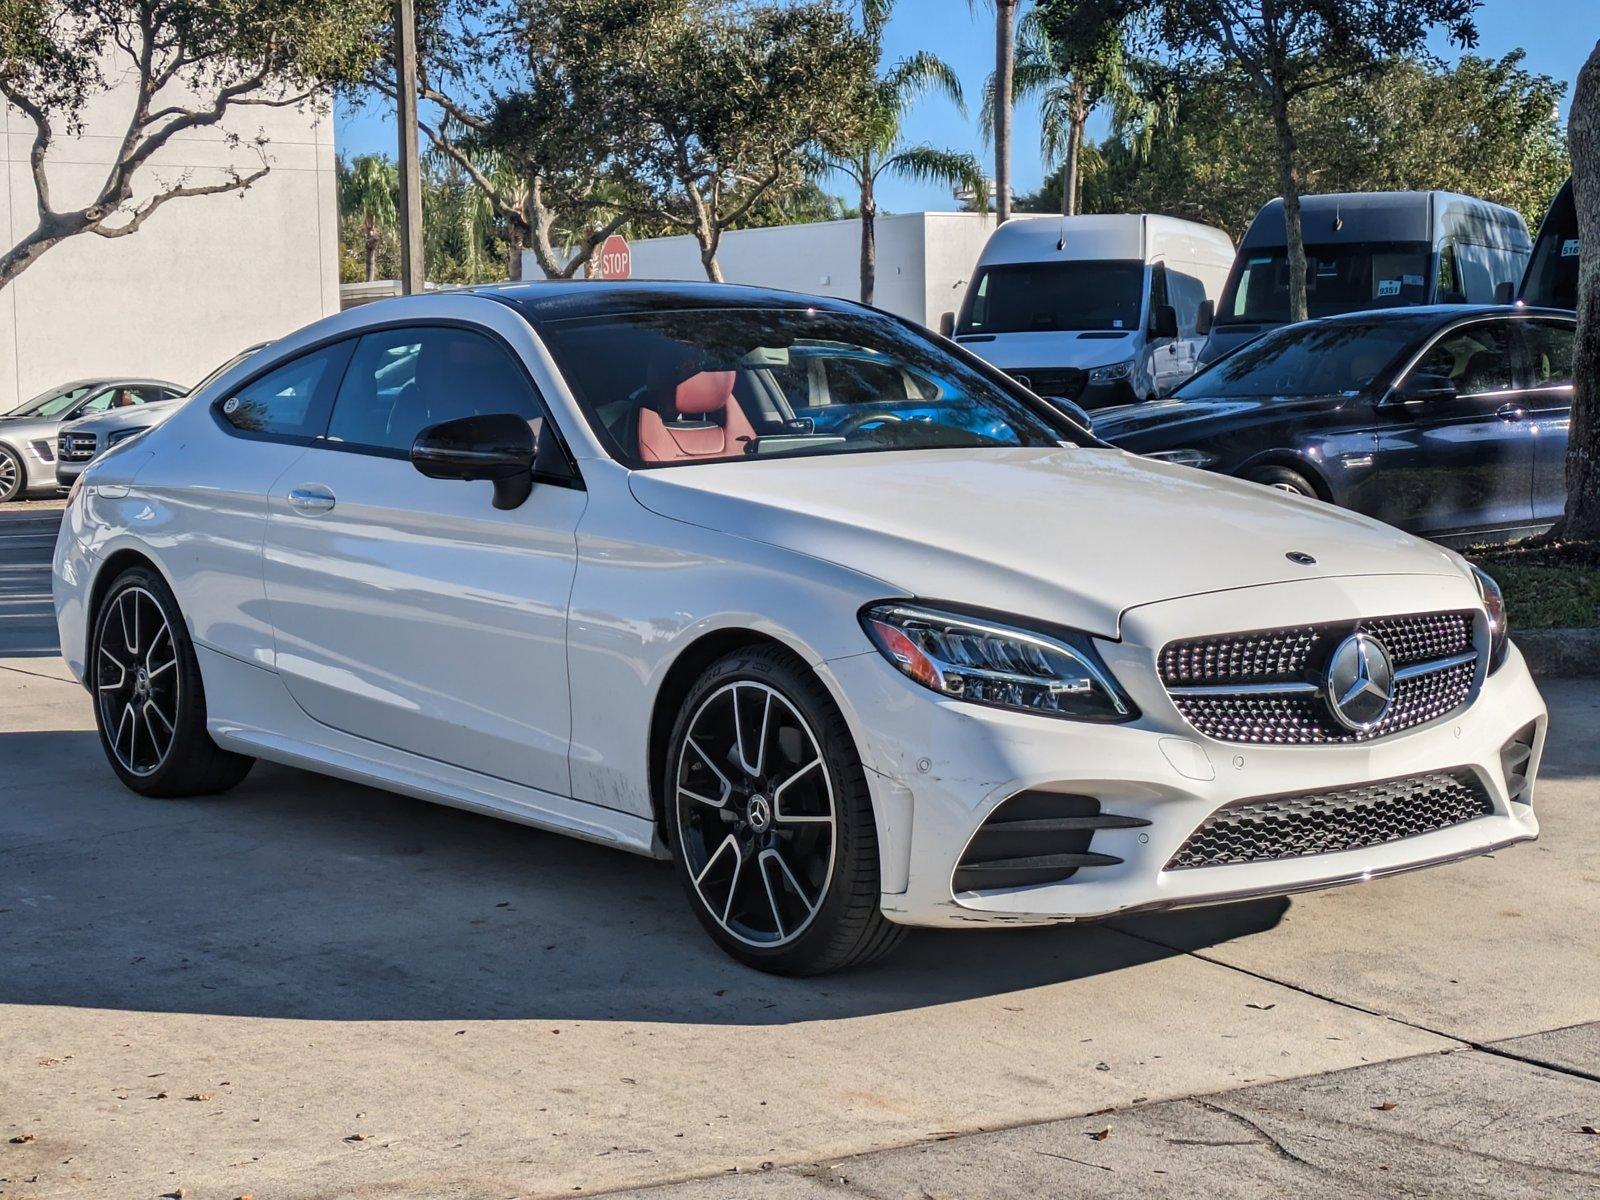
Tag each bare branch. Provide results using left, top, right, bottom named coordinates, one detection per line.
left=90, top=165, right=273, bottom=240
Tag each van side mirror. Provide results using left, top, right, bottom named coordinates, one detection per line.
left=1150, top=304, right=1179, bottom=340
left=412, top=412, right=543, bottom=510
left=1195, top=299, right=1214, bottom=336
left=1391, top=372, right=1458, bottom=405
left=939, top=311, right=956, bottom=338
left=1494, top=280, right=1515, bottom=305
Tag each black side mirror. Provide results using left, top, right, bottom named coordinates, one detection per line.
left=1494, top=280, right=1516, bottom=305
left=1042, top=395, right=1093, bottom=435
left=1195, top=299, right=1214, bottom=336
left=412, top=412, right=550, bottom=510
left=939, top=311, right=956, bottom=338
left=1149, top=303, right=1179, bottom=340
left=1392, top=372, right=1458, bottom=405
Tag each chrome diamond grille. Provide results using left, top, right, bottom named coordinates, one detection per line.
left=1166, top=770, right=1493, bottom=869
left=1160, top=612, right=1478, bottom=745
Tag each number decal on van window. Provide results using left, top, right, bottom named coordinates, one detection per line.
left=1377, top=279, right=1402, bottom=297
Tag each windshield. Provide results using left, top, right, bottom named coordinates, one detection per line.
left=537, top=306, right=1072, bottom=468
left=1175, top=320, right=1418, bottom=399
left=958, top=260, right=1145, bottom=334
left=7, top=382, right=98, bottom=419
left=1219, top=242, right=1431, bottom=324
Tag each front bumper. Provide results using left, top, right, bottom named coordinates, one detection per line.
left=822, top=573, right=1545, bottom=929
left=55, top=457, right=89, bottom=490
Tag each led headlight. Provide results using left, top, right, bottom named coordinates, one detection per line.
left=1088, top=360, right=1135, bottom=385
left=860, top=603, right=1135, bottom=722
left=1145, top=448, right=1218, bottom=469
left=1472, top=566, right=1509, bottom=672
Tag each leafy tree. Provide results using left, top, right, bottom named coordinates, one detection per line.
left=1079, top=53, right=1568, bottom=238
left=340, top=154, right=398, bottom=282
left=368, top=0, right=675, bottom=280
left=1562, top=41, right=1599, bottom=542
left=1040, top=0, right=1478, bottom=321
left=825, top=0, right=982, bottom=304
left=987, top=6, right=1162, bottom=216
left=0, top=0, right=387, bottom=288
left=617, top=1, right=874, bottom=281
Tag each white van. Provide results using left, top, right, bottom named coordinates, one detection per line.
left=943, top=214, right=1235, bottom=408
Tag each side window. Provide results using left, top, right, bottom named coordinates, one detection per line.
left=1522, top=322, right=1575, bottom=389
left=823, top=358, right=910, bottom=406
left=1436, top=245, right=1461, bottom=301
left=220, top=343, right=353, bottom=437
left=1412, top=324, right=1517, bottom=396
left=327, top=326, right=545, bottom=454
left=1168, top=269, right=1207, bottom=337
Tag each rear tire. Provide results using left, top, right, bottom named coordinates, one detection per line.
left=0, top=446, right=23, bottom=503
left=90, top=566, right=254, bottom=798
left=665, top=644, right=904, bottom=975
left=1246, top=464, right=1320, bottom=499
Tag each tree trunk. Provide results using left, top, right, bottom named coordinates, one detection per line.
left=506, top=219, right=526, bottom=281
left=1269, top=80, right=1308, bottom=324
left=1560, top=40, right=1600, bottom=541
left=1063, top=85, right=1086, bottom=218
left=860, top=167, right=877, bottom=305
left=364, top=213, right=379, bottom=282
left=994, top=0, right=1017, bottom=223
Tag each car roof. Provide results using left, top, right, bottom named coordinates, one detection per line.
left=1296, top=304, right=1572, bottom=330
left=471, top=280, right=871, bottom=324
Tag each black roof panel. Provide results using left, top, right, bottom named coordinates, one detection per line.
left=472, top=279, right=868, bottom=324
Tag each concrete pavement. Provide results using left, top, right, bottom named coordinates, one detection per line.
left=2, top=504, right=1598, bottom=1199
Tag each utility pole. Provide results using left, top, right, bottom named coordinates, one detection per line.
left=394, top=0, right=425, bottom=295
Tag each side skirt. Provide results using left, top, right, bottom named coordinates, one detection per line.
left=196, top=644, right=663, bottom=859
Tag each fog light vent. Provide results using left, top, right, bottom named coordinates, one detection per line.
left=952, top=791, right=1148, bottom=894
left=1501, top=722, right=1536, bottom=804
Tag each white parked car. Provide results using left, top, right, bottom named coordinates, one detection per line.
left=53, top=283, right=1546, bottom=975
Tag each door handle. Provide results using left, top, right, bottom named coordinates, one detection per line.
left=1495, top=404, right=1527, bottom=422
left=287, top=484, right=336, bottom=514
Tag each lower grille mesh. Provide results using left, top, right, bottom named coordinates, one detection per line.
left=1166, top=770, right=1493, bottom=870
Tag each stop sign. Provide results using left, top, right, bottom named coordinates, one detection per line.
left=591, top=234, right=632, bottom=280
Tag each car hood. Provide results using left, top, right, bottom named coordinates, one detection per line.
left=61, top=402, right=182, bottom=436
left=1093, top=393, right=1350, bottom=442
left=628, top=447, right=1465, bottom=639
left=0, top=415, right=62, bottom=441
left=956, top=331, right=1138, bottom=371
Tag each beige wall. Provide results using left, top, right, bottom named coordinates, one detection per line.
left=1, top=73, right=339, bottom=410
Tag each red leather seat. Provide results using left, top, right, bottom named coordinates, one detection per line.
left=637, top=370, right=756, bottom=463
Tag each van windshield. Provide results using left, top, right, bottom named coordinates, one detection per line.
left=1218, top=241, right=1431, bottom=324
left=958, top=260, right=1145, bottom=334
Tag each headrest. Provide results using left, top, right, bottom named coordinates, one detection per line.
left=676, top=371, right=736, bottom=416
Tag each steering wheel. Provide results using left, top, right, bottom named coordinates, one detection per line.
left=834, top=410, right=906, bottom=436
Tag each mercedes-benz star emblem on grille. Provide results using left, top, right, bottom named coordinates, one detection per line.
left=1325, top=632, right=1395, bottom=732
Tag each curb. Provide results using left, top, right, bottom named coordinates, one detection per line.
left=1513, top=630, right=1600, bottom=678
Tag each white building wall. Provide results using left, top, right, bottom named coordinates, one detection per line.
left=1, top=77, right=340, bottom=410
left=536, top=211, right=995, bottom=328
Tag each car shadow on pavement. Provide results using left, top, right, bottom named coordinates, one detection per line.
left=1, top=729, right=1287, bottom=1025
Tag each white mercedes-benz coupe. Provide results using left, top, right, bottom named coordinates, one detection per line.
left=54, top=282, right=1546, bottom=974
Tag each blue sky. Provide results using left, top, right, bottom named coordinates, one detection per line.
left=335, top=0, right=1588, bottom=214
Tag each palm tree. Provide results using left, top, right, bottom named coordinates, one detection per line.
left=831, top=1, right=985, bottom=305
left=968, top=0, right=1023, bottom=222
left=984, top=9, right=1165, bottom=217
left=340, top=154, right=399, bottom=282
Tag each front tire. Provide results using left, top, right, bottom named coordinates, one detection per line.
left=0, top=446, right=23, bottom=503
left=665, top=645, right=904, bottom=975
left=90, top=566, right=254, bottom=797
left=1246, top=464, right=1320, bottom=498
